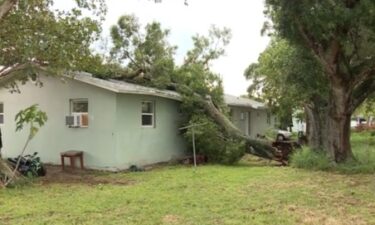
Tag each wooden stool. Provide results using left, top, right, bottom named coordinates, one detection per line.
left=60, top=150, right=84, bottom=170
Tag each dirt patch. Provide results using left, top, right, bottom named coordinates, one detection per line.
left=36, top=165, right=134, bottom=186
left=162, top=214, right=182, bottom=224
left=289, top=205, right=367, bottom=225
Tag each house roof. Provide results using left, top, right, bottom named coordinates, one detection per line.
left=70, top=72, right=182, bottom=101
left=224, top=94, right=267, bottom=109
left=70, top=72, right=267, bottom=109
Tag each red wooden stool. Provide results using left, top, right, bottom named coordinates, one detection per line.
left=60, top=150, right=84, bottom=170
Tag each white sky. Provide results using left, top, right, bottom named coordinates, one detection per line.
left=57, top=0, right=270, bottom=96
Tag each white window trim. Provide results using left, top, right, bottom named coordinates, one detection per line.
left=70, top=99, right=89, bottom=128
left=141, top=101, right=155, bottom=128
left=240, top=112, right=245, bottom=121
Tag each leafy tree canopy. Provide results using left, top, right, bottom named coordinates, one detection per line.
left=264, top=0, right=375, bottom=110
left=245, top=38, right=328, bottom=128
left=263, top=0, right=375, bottom=162
left=108, top=14, right=176, bottom=87
left=0, top=0, right=106, bottom=88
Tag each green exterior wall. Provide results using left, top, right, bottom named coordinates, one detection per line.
left=229, top=106, right=275, bottom=138
left=0, top=76, right=186, bottom=170
left=114, top=94, right=186, bottom=169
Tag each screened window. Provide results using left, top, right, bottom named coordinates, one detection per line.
left=0, top=103, right=3, bottom=124
left=70, top=99, right=89, bottom=127
left=142, top=101, right=154, bottom=127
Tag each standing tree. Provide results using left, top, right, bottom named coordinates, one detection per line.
left=264, top=0, right=375, bottom=162
left=0, top=0, right=105, bottom=182
left=0, top=0, right=106, bottom=86
left=245, top=38, right=329, bottom=150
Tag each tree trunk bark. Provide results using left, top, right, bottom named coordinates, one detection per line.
left=325, top=83, right=354, bottom=162
left=326, top=112, right=353, bottom=162
left=305, top=105, right=321, bottom=149
left=304, top=103, right=328, bottom=150
left=0, top=158, right=14, bottom=187
left=0, top=0, right=17, bottom=21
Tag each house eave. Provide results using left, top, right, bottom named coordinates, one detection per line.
left=67, top=72, right=182, bottom=101
left=227, top=103, right=267, bottom=110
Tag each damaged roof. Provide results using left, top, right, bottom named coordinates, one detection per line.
left=70, top=72, right=182, bottom=101
left=70, top=72, right=267, bottom=109
left=224, top=94, right=267, bottom=109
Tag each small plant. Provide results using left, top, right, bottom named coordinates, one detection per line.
left=0, top=104, right=47, bottom=188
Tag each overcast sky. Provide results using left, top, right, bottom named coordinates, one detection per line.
left=58, top=0, right=270, bottom=96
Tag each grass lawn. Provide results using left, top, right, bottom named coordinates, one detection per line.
left=1, top=164, right=374, bottom=225
left=1, top=132, right=374, bottom=225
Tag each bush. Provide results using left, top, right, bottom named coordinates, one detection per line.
left=290, top=132, right=375, bottom=173
left=290, top=148, right=332, bottom=171
left=183, top=115, right=245, bottom=164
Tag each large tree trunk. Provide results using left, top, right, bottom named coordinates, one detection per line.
left=173, top=82, right=279, bottom=160
left=304, top=77, right=354, bottom=163
left=325, top=82, right=354, bottom=162
left=201, top=96, right=278, bottom=160
left=304, top=103, right=328, bottom=150
left=326, top=113, right=352, bottom=162
left=305, top=104, right=322, bottom=149
left=314, top=76, right=353, bottom=163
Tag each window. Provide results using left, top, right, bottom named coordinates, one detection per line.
left=0, top=103, right=3, bottom=124
left=70, top=99, right=89, bottom=127
left=142, top=101, right=154, bottom=127
left=240, top=112, right=246, bottom=121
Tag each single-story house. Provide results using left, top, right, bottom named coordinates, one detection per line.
left=0, top=73, right=274, bottom=170
left=225, top=95, right=276, bottom=138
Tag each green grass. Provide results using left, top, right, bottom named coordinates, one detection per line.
left=1, top=164, right=375, bottom=225
left=290, top=131, right=375, bottom=173
left=1, top=132, right=374, bottom=225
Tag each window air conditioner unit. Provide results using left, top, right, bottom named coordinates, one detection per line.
left=65, top=113, right=82, bottom=128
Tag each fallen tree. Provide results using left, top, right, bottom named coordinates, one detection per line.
left=196, top=94, right=277, bottom=160
left=181, top=85, right=277, bottom=160
left=96, top=14, right=281, bottom=163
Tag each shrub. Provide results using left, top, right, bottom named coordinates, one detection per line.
left=290, top=132, right=375, bottom=173
left=183, top=115, right=245, bottom=164
left=290, top=148, right=332, bottom=171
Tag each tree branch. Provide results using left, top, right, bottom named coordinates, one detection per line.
left=0, top=0, right=17, bottom=21
left=0, top=61, right=48, bottom=85
left=294, top=18, right=344, bottom=82
left=351, top=66, right=375, bottom=92
left=0, top=63, right=28, bottom=78
left=351, top=76, right=375, bottom=112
